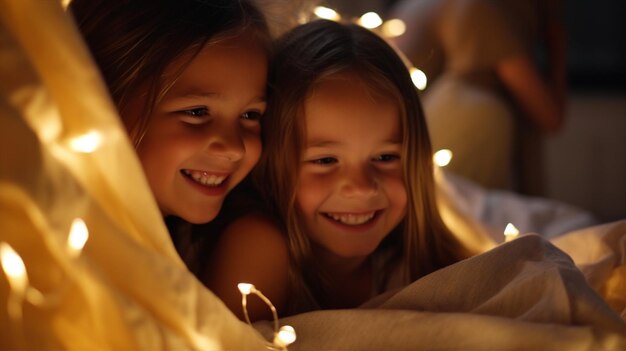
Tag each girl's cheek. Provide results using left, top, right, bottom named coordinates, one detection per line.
left=295, top=171, right=331, bottom=203
left=298, top=170, right=334, bottom=190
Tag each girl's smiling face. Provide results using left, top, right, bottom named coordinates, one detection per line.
left=124, top=32, right=267, bottom=224
left=296, top=73, right=408, bottom=263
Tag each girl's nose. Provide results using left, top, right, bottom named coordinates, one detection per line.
left=205, top=124, right=245, bottom=162
left=340, top=166, right=378, bottom=197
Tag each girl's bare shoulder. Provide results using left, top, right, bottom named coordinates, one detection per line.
left=204, top=211, right=289, bottom=285
left=220, top=212, right=287, bottom=251
left=204, top=212, right=289, bottom=320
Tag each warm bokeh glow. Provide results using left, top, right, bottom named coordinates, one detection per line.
left=68, top=130, right=102, bottom=153
left=433, top=149, right=453, bottom=167
left=68, top=218, right=89, bottom=257
left=358, top=12, right=383, bottom=29
left=410, top=67, right=428, bottom=90
left=313, top=6, right=341, bottom=21
left=0, top=243, right=28, bottom=291
left=381, top=18, right=406, bottom=37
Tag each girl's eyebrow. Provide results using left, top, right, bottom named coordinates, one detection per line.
left=306, top=140, right=402, bottom=148
left=178, top=91, right=219, bottom=98
left=306, top=140, right=340, bottom=148
left=170, top=85, right=220, bottom=97
left=170, top=91, right=267, bottom=103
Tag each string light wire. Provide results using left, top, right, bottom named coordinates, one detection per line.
left=238, top=283, right=296, bottom=350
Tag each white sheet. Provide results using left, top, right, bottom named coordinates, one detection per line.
left=255, top=231, right=626, bottom=350
left=440, top=171, right=598, bottom=241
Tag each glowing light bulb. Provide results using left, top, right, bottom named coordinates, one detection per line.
left=68, top=130, right=102, bottom=153
left=273, top=325, right=297, bottom=349
left=433, top=149, right=453, bottom=167
left=313, top=6, right=341, bottom=21
left=410, top=67, right=428, bottom=90
left=382, top=18, right=406, bottom=37
left=68, top=218, right=89, bottom=257
left=238, top=283, right=254, bottom=295
left=358, top=12, right=383, bottom=29
left=504, top=223, right=519, bottom=242
left=0, top=243, right=28, bottom=292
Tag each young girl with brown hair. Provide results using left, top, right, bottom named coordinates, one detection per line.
left=69, top=0, right=272, bottom=268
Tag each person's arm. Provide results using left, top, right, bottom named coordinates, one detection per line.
left=497, top=54, right=564, bottom=134
left=202, top=213, right=290, bottom=322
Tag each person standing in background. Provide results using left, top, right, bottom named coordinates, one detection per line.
left=388, top=0, right=566, bottom=192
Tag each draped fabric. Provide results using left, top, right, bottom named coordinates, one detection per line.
left=0, top=1, right=266, bottom=349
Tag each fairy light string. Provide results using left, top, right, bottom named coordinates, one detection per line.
left=238, top=283, right=297, bottom=350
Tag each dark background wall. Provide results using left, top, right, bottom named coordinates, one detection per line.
left=545, top=0, right=625, bottom=221
left=566, top=0, right=625, bottom=91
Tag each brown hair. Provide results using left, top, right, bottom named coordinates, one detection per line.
left=70, top=0, right=271, bottom=147
left=255, top=20, right=471, bottom=313
left=69, top=0, right=271, bottom=272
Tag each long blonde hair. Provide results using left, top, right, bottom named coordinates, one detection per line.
left=255, top=20, right=471, bottom=313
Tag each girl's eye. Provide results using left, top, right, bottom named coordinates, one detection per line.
left=311, top=157, right=337, bottom=165
left=183, top=107, right=209, bottom=117
left=375, top=154, right=400, bottom=162
left=242, top=110, right=263, bottom=121
left=179, top=107, right=210, bottom=124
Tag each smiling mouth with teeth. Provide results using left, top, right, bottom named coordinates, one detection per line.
left=182, top=169, right=227, bottom=187
left=324, top=211, right=377, bottom=225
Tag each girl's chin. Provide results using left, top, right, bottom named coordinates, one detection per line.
left=313, top=243, right=377, bottom=263
left=161, top=207, right=220, bottom=225
left=183, top=211, right=220, bottom=225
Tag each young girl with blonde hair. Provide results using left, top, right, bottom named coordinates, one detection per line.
left=207, top=19, right=472, bottom=320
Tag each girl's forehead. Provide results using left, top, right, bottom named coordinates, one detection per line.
left=304, top=76, right=401, bottom=137
left=157, top=32, right=268, bottom=99
left=309, top=70, right=396, bottom=103
left=164, top=30, right=268, bottom=76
